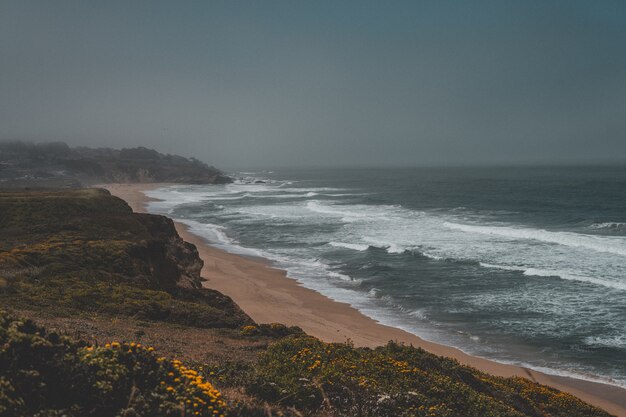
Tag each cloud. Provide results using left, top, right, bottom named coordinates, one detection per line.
left=1, top=0, right=625, bottom=167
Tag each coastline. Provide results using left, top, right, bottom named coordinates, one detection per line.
left=104, top=182, right=626, bottom=417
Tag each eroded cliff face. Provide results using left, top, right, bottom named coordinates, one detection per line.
left=133, top=213, right=204, bottom=290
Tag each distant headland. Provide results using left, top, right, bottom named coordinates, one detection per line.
left=0, top=140, right=232, bottom=188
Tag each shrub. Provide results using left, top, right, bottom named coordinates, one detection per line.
left=239, top=323, right=305, bottom=338
left=249, top=337, right=611, bottom=417
left=0, top=311, right=229, bottom=417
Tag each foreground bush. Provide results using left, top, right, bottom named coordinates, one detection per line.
left=240, top=323, right=305, bottom=338
left=250, top=337, right=611, bottom=417
left=0, top=311, right=228, bottom=416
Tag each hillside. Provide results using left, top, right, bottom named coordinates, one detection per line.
left=0, top=189, right=615, bottom=417
left=0, top=141, right=231, bottom=187
left=0, top=188, right=249, bottom=327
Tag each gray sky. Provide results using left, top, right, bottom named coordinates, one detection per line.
left=1, top=1, right=625, bottom=168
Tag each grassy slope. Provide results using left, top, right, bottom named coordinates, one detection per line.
left=0, top=189, right=615, bottom=417
left=0, top=189, right=250, bottom=328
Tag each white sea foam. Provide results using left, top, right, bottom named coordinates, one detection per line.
left=328, top=270, right=361, bottom=283
left=590, top=222, right=626, bottom=231
left=408, top=309, right=428, bottom=320
left=444, top=222, right=626, bottom=257
left=420, top=251, right=445, bottom=260
left=479, top=262, right=523, bottom=272
left=177, top=219, right=266, bottom=258
left=386, top=245, right=406, bottom=254
left=324, top=193, right=363, bottom=196
left=367, top=287, right=381, bottom=297
left=328, top=241, right=370, bottom=251
left=361, top=237, right=408, bottom=254
left=305, top=200, right=394, bottom=222
left=279, top=187, right=346, bottom=193
left=244, top=192, right=313, bottom=199
left=306, top=200, right=363, bottom=221
left=584, top=335, right=626, bottom=349
left=145, top=187, right=216, bottom=210
left=479, top=263, right=626, bottom=291
left=205, top=194, right=247, bottom=200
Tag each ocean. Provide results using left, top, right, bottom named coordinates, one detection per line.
left=145, top=166, right=626, bottom=388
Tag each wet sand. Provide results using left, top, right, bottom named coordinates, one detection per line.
left=103, top=183, right=626, bottom=417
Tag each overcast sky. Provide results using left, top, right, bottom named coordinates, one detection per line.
left=1, top=1, right=625, bottom=168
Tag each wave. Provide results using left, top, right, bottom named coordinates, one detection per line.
left=479, top=262, right=626, bottom=291
left=207, top=194, right=247, bottom=200
left=420, top=251, right=445, bottom=260
left=590, top=222, right=626, bottom=231
left=444, top=222, right=626, bottom=257
left=184, top=191, right=323, bottom=201
left=150, top=185, right=359, bottom=209
left=584, top=335, right=626, bottom=349
left=325, top=192, right=361, bottom=196
left=383, top=244, right=406, bottom=254
left=305, top=200, right=394, bottom=222
left=328, top=241, right=370, bottom=251
left=367, top=287, right=381, bottom=297
left=327, top=270, right=360, bottom=283
left=361, top=237, right=408, bottom=254
left=165, top=190, right=323, bottom=202
left=279, top=187, right=345, bottom=192
left=245, top=192, right=317, bottom=199
left=306, top=200, right=360, bottom=220
left=177, top=219, right=267, bottom=258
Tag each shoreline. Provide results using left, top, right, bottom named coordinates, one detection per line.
left=103, top=182, right=626, bottom=417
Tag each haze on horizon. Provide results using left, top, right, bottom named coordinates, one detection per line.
left=1, top=0, right=625, bottom=169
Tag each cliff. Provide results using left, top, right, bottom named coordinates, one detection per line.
left=0, top=188, right=250, bottom=328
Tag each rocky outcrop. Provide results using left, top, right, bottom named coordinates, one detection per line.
left=133, top=213, right=204, bottom=290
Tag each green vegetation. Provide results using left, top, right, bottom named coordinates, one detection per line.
left=3, top=274, right=246, bottom=328
left=0, top=311, right=227, bottom=417
left=0, top=189, right=251, bottom=328
left=0, top=313, right=612, bottom=417
left=240, top=323, right=306, bottom=338
left=249, top=337, right=610, bottom=417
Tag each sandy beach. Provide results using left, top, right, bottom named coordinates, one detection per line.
left=104, top=183, right=626, bottom=417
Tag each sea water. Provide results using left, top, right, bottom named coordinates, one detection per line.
left=145, top=166, right=626, bottom=387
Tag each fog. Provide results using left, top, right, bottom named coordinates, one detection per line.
left=1, top=1, right=625, bottom=168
